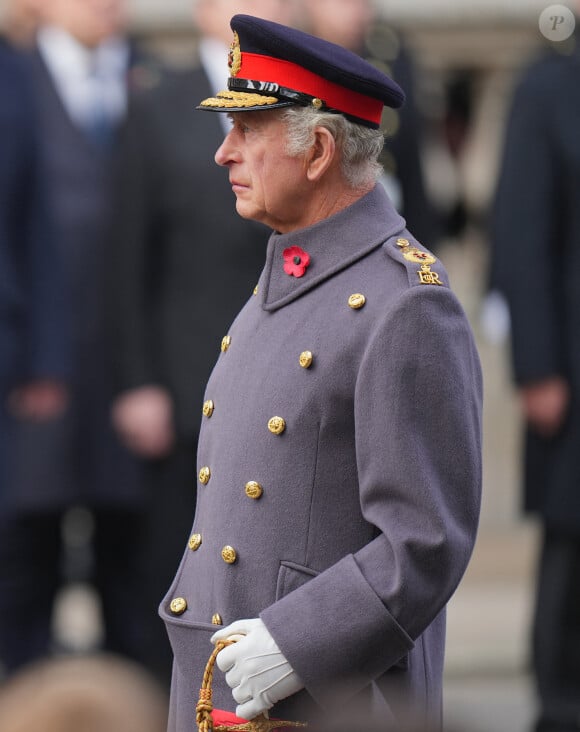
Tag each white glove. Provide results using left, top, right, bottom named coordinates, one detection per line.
left=211, top=618, right=304, bottom=720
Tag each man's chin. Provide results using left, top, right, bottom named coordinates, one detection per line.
left=235, top=201, right=261, bottom=224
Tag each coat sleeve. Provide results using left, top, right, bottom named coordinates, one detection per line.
left=260, top=285, right=482, bottom=706
left=491, top=63, right=563, bottom=384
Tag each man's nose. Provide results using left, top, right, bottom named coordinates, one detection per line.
left=215, top=129, right=237, bottom=167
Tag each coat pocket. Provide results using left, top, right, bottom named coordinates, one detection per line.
left=275, top=561, right=319, bottom=600
left=162, top=613, right=217, bottom=680
left=162, top=615, right=240, bottom=718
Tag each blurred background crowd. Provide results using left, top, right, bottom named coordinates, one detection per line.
left=0, top=0, right=579, bottom=730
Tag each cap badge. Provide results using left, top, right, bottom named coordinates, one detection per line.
left=283, top=246, right=311, bottom=278
left=228, top=31, right=242, bottom=77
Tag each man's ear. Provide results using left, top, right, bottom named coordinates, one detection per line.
left=306, top=126, right=337, bottom=181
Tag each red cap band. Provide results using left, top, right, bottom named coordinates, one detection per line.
left=238, top=52, right=384, bottom=125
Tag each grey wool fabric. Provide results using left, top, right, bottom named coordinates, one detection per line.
left=161, top=184, right=482, bottom=731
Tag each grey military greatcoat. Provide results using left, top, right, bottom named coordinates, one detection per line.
left=161, top=185, right=482, bottom=731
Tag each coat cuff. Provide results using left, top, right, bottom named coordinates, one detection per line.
left=260, top=553, right=413, bottom=708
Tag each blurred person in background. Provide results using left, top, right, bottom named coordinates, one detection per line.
left=0, top=32, right=69, bottom=500
left=491, top=16, right=580, bottom=732
left=0, top=0, right=153, bottom=677
left=0, top=654, right=168, bottom=732
left=109, top=0, right=297, bottom=684
left=3, top=0, right=43, bottom=47
left=300, top=0, right=439, bottom=248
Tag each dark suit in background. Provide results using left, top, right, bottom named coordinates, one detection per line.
left=110, top=62, right=268, bottom=681
left=0, top=36, right=69, bottom=438
left=377, top=29, right=438, bottom=248
left=0, top=30, right=150, bottom=675
left=491, top=37, right=580, bottom=732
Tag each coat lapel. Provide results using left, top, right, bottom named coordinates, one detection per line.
left=260, top=185, right=405, bottom=312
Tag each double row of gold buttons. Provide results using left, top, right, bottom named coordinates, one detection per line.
left=170, top=336, right=307, bottom=620
left=170, top=310, right=364, bottom=620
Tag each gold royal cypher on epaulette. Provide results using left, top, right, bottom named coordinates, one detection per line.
left=399, top=243, right=442, bottom=286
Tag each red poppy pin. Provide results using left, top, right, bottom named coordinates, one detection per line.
left=283, top=246, right=311, bottom=278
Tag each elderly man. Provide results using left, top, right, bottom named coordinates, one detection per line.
left=161, top=15, right=482, bottom=732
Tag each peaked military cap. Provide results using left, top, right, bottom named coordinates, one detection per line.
left=198, top=14, right=405, bottom=128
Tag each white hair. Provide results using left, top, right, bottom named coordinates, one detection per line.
left=280, top=106, right=385, bottom=189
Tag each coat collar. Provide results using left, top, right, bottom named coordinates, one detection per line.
left=259, top=184, right=405, bottom=312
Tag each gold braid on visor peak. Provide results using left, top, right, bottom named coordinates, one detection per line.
left=199, top=90, right=279, bottom=108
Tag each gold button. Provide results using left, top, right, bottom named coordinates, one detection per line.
left=253, top=284, right=259, bottom=296
left=221, top=546, right=237, bottom=564
left=348, top=293, right=366, bottom=309
left=212, top=614, right=223, bottom=626
left=199, top=466, right=211, bottom=485
left=170, top=597, right=187, bottom=615
left=268, top=416, right=286, bottom=435
left=202, top=399, right=214, bottom=418
left=396, top=237, right=409, bottom=248
left=299, top=351, right=313, bottom=369
left=245, top=481, right=263, bottom=499
left=221, top=335, right=231, bottom=352
left=188, top=533, right=202, bottom=551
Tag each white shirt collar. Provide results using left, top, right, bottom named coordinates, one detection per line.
left=38, top=25, right=94, bottom=81
left=37, top=25, right=130, bottom=129
left=198, top=37, right=233, bottom=136
left=198, top=37, right=229, bottom=96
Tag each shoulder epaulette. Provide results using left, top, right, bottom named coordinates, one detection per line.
left=384, top=234, right=449, bottom=288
